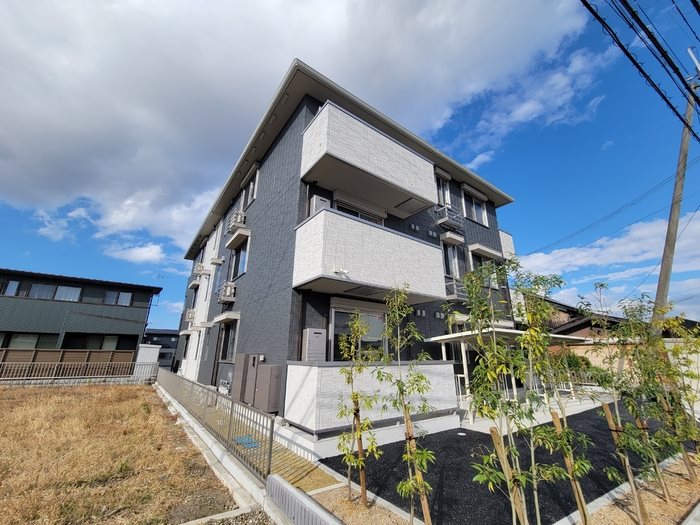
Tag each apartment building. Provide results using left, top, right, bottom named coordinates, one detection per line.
left=143, top=328, right=180, bottom=369
left=0, top=268, right=161, bottom=363
left=176, top=60, right=515, bottom=442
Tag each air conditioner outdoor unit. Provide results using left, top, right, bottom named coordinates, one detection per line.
left=217, top=282, right=236, bottom=303
left=227, top=210, right=246, bottom=233
left=310, top=195, right=331, bottom=215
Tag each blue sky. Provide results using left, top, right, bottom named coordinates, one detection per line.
left=1, top=1, right=699, bottom=327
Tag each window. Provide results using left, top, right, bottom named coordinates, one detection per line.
left=442, top=244, right=459, bottom=277
left=242, top=170, right=258, bottom=209
left=463, top=193, right=488, bottom=226
left=182, top=335, right=190, bottom=359
left=104, top=290, right=132, bottom=306
left=219, top=321, right=238, bottom=362
left=437, top=177, right=451, bottom=207
left=191, top=287, right=198, bottom=308
left=471, top=253, right=499, bottom=288
left=54, top=286, right=81, bottom=302
left=335, top=203, right=383, bottom=225
left=2, top=280, right=19, bottom=296
left=332, top=310, right=385, bottom=361
left=9, top=333, right=39, bottom=349
left=230, top=239, right=248, bottom=279
left=28, top=283, right=56, bottom=300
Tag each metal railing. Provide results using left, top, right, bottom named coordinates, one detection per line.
left=156, top=369, right=274, bottom=481
left=227, top=210, right=246, bottom=233
left=0, top=361, right=159, bottom=386
left=217, top=281, right=236, bottom=304
left=436, top=205, right=464, bottom=230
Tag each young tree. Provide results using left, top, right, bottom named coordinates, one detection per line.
left=374, top=285, right=435, bottom=525
left=337, top=311, right=383, bottom=506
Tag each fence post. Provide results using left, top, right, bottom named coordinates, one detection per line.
left=266, top=416, right=275, bottom=478
left=203, top=389, right=210, bottom=427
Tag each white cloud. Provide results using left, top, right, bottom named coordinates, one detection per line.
left=467, top=150, right=495, bottom=170
left=521, top=212, right=700, bottom=276
left=465, top=47, right=617, bottom=154
left=159, top=300, right=184, bottom=314
left=526, top=211, right=700, bottom=321
left=601, top=139, right=614, bottom=151
left=0, top=1, right=591, bottom=249
left=106, top=243, right=166, bottom=264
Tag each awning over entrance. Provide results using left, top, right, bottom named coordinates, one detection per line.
left=425, top=328, right=587, bottom=346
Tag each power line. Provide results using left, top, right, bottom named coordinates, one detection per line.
left=633, top=0, right=692, bottom=76
left=671, top=0, right=700, bottom=43
left=617, top=0, right=700, bottom=108
left=579, top=0, right=700, bottom=142
left=522, top=156, right=700, bottom=256
left=690, top=0, right=700, bottom=17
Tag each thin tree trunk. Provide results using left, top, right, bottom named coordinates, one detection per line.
left=658, top=394, right=697, bottom=482
left=354, top=397, right=368, bottom=507
left=403, top=407, right=432, bottom=525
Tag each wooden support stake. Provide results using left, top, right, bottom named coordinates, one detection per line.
left=551, top=410, right=590, bottom=524
left=490, top=426, right=529, bottom=525
left=635, top=417, right=670, bottom=502
left=601, top=403, right=648, bottom=524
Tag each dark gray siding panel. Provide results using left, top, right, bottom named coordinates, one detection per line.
left=0, top=297, right=149, bottom=335
left=210, top=97, right=319, bottom=393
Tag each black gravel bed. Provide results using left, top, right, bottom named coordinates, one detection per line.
left=321, top=407, right=678, bottom=525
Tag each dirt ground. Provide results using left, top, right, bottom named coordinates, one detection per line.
left=591, top=454, right=700, bottom=525
left=313, top=487, right=409, bottom=525
left=0, top=385, right=235, bottom=525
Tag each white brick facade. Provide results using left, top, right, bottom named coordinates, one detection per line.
left=285, top=362, right=458, bottom=432
left=301, top=103, right=437, bottom=205
left=292, top=209, right=446, bottom=301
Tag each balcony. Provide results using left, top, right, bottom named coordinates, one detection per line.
left=300, top=103, right=437, bottom=218
left=293, top=209, right=446, bottom=303
left=436, top=205, right=464, bottom=230
left=217, top=282, right=236, bottom=304
left=184, top=309, right=196, bottom=322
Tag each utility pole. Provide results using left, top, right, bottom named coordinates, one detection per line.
left=651, top=49, right=699, bottom=324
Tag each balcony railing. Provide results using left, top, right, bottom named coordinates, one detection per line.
left=445, top=278, right=467, bottom=300
left=217, top=282, right=236, bottom=304
left=227, top=210, right=246, bottom=234
left=193, top=262, right=210, bottom=276
left=185, top=308, right=196, bottom=322
left=437, top=206, right=464, bottom=230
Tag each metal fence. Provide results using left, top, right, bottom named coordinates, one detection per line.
left=156, top=368, right=275, bottom=481
left=0, top=361, right=159, bottom=386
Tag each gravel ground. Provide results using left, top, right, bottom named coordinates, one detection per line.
left=321, top=406, right=679, bottom=525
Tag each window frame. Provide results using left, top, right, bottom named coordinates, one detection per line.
left=54, top=285, right=82, bottom=302
left=230, top=238, right=249, bottom=280
left=463, top=192, right=489, bottom=227
left=442, top=243, right=459, bottom=278
left=436, top=177, right=451, bottom=208
left=334, top=201, right=384, bottom=225
left=329, top=307, right=387, bottom=362
left=28, top=283, right=57, bottom=300
left=2, top=280, right=20, bottom=297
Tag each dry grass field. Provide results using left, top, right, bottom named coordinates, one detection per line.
left=0, top=385, right=235, bottom=525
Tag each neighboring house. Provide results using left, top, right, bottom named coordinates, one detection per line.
left=175, top=59, right=516, bottom=444
left=143, top=328, right=180, bottom=369
left=0, top=268, right=161, bottom=364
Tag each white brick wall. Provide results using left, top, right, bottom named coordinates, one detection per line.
left=301, top=103, right=436, bottom=204
left=285, top=362, right=458, bottom=432
left=293, top=210, right=446, bottom=300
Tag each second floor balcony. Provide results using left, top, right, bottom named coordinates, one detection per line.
left=292, top=209, right=446, bottom=303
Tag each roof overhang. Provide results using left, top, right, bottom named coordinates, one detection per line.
left=425, top=328, right=586, bottom=345
left=184, top=59, right=514, bottom=259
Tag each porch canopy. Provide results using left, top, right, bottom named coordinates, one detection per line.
left=425, top=328, right=588, bottom=409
